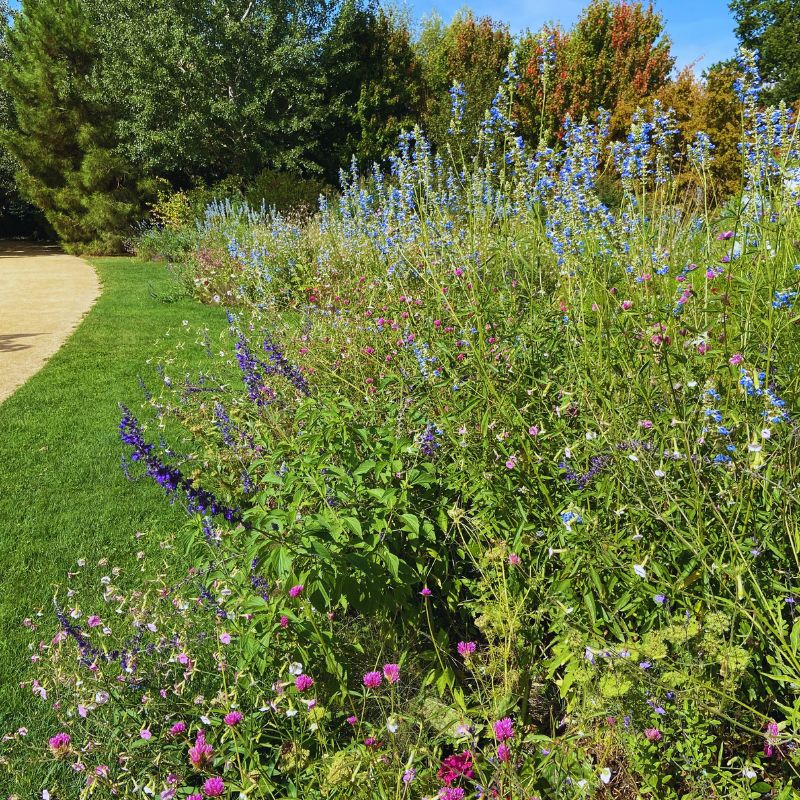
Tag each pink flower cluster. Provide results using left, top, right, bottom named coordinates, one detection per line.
left=295, top=674, right=314, bottom=692
left=203, top=776, right=225, bottom=797
left=48, top=732, right=70, bottom=757
left=188, top=729, right=213, bottom=770
left=493, top=717, right=514, bottom=741
left=457, top=641, right=476, bottom=658
left=437, top=750, right=474, bottom=785
left=363, top=663, right=400, bottom=688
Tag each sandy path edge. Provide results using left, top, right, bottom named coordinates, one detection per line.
left=0, top=241, right=101, bottom=404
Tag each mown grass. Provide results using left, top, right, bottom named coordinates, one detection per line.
left=0, top=258, right=226, bottom=762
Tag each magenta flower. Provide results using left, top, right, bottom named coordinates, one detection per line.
left=49, top=732, right=71, bottom=757
left=288, top=584, right=304, bottom=598
left=437, top=750, right=474, bottom=785
left=363, top=671, right=382, bottom=688
left=346, top=715, right=358, bottom=725
left=219, top=632, right=231, bottom=645
left=620, top=300, right=633, bottom=310
left=382, top=663, right=400, bottom=684
left=508, top=553, right=521, bottom=565
left=419, top=587, right=432, bottom=597
left=716, top=230, right=734, bottom=240
left=493, top=717, right=514, bottom=741
left=644, top=727, right=662, bottom=741
left=279, top=615, right=289, bottom=628
left=457, top=641, right=477, bottom=658
left=203, top=776, right=225, bottom=797
left=729, top=353, right=744, bottom=366
left=441, top=789, right=466, bottom=800
left=169, top=721, right=186, bottom=736
left=187, top=794, right=203, bottom=800
left=295, top=674, right=314, bottom=692
left=87, top=615, right=101, bottom=628
left=140, top=729, right=152, bottom=741
left=497, top=743, right=511, bottom=762
left=223, top=711, right=243, bottom=726
left=188, top=730, right=213, bottom=770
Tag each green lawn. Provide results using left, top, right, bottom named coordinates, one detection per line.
left=0, top=258, right=225, bottom=771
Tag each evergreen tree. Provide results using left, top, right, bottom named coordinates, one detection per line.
left=730, top=0, right=800, bottom=105
left=0, top=0, right=148, bottom=250
left=313, top=0, right=377, bottom=181
left=354, top=9, right=424, bottom=166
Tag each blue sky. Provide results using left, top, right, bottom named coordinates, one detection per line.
left=406, top=0, right=738, bottom=72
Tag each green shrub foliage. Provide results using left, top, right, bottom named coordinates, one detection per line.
left=6, top=51, right=800, bottom=798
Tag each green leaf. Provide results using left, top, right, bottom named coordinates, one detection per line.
left=399, top=513, right=419, bottom=536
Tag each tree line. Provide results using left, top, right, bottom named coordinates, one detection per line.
left=0, top=0, right=796, bottom=249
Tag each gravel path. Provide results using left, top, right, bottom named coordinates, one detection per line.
left=0, top=241, right=100, bottom=403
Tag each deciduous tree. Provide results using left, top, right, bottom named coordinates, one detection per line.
left=730, top=0, right=800, bottom=105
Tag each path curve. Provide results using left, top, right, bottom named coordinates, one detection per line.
left=0, top=241, right=100, bottom=404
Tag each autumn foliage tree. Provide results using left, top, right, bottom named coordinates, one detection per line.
left=517, top=0, right=674, bottom=142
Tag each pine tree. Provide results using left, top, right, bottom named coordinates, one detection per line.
left=0, top=0, right=147, bottom=250
left=0, top=0, right=47, bottom=236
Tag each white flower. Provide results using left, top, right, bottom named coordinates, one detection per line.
left=762, top=429, right=772, bottom=439
left=599, top=767, right=612, bottom=784
left=628, top=454, right=638, bottom=462
left=200, top=715, right=211, bottom=725
left=387, top=718, right=399, bottom=734
left=288, top=662, right=303, bottom=676
left=634, top=564, right=647, bottom=578
left=742, top=766, right=757, bottom=779
left=748, top=442, right=762, bottom=452
left=286, top=708, right=298, bottom=718
left=654, top=469, right=665, bottom=478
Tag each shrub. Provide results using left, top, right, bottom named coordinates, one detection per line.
left=7, top=52, right=800, bottom=798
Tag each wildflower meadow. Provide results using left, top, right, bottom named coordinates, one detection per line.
left=1, top=8, right=800, bottom=800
